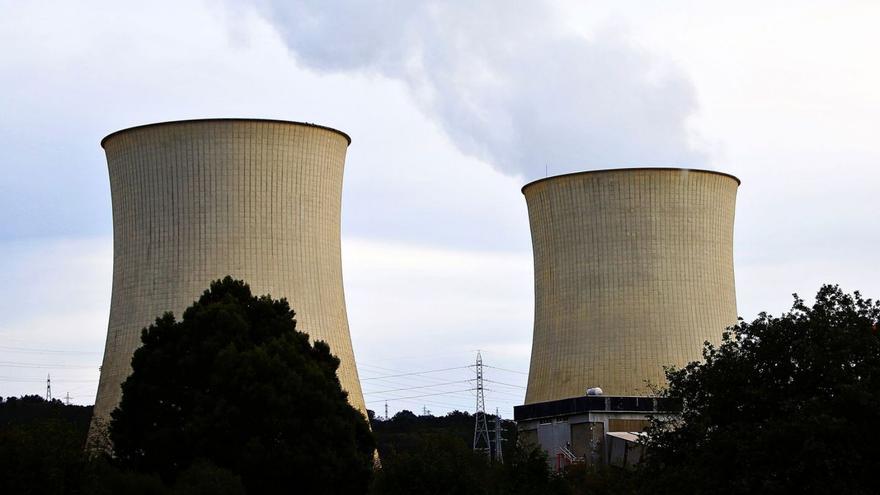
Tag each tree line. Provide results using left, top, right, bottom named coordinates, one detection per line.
left=1, top=278, right=877, bottom=494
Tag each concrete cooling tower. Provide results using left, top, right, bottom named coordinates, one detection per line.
left=522, top=168, right=739, bottom=404
left=91, top=119, right=365, bottom=432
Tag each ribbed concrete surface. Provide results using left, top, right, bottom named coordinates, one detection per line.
left=91, top=119, right=365, bottom=431
left=523, top=168, right=739, bottom=403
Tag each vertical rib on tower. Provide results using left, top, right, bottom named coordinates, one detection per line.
left=91, top=119, right=365, bottom=434
left=522, top=168, right=739, bottom=403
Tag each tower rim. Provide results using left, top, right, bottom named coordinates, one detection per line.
left=521, top=167, right=741, bottom=194
left=101, top=118, right=352, bottom=148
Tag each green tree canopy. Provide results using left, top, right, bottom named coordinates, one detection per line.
left=109, top=276, right=375, bottom=494
left=640, top=285, right=880, bottom=495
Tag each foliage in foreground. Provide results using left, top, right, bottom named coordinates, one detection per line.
left=5, top=284, right=879, bottom=495
left=640, top=285, right=880, bottom=495
left=0, top=394, right=244, bottom=495
left=0, top=396, right=91, bottom=495
left=370, top=410, right=607, bottom=495
left=110, top=276, right=375, bottom=494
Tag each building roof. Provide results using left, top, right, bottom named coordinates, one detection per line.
left=521, top=167, right=741, bottom=194
left=101, top=118, right=352, bottom=148
left=514, top=395, right=680, bottom=422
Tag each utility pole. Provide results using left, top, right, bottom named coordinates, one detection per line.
left=385, top=401, right=389, bottom=421
left=46, top=374, right=52, bottom=401
left=473, top=351, right=491, bottom=457
left=494, top=408, right=504, bottom=463
left=65, top=392, right=71, bottom=406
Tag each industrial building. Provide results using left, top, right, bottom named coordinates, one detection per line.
left=515, top=168, right=739, bottom=466
left=515, top=395, right=678, bottom=469
left=91, top=119, right=366, bottom=435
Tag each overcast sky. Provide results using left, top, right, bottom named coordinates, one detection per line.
left=1, top=0, right=878, bottom=417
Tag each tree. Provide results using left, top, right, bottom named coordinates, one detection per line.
left=109, top=276, right=375, bottom=494
left=0, top=416, right=88, bottom=494
left=0, top=395, right=93, bottom=495
left=494, top=443, right=571, bottom=495
left=369, top=411, right=568, bottom=495
left=370, top=432, right=490, bottom=495
left=640, top=285, right=880, bottom=495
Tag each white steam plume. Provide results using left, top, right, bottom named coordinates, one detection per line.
left=256, top=1, right=705, bottom=179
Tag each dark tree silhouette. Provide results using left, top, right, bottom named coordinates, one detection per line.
left=0, top=396, right=91, bottom=495
left=110, top=276, right=375, bottom=494
left=369, top=410, right=569, bottom=495
left=640, top=285, right=880, bottom=495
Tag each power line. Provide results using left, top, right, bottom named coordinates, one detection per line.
left=378, top=392, right=516, bottom=419
left=482, top=365, right=528, bottom=375
left=484, top=379, right=526, bottom=389
left=370, top=386, right=475, bottom=409
left=364, top=388, right=476, bottom=404
left=358, top=355, right=524, bottom=420
left=360, top=366, right=472, bottom=381
left=359, top=364, right=477, bottom=413
left=359, top=365, right=473, bottom=393
left=0, top=376, right=97, bottom=383
left=381, top=395, right=475, bottom=412
left=0, top=361, right=97, bottom=369
left=359, top=363, right=472, bottom=384
left=358, top=350, right=477, bottom=363
left=360, top=362, right=473, bottom=378
left=363, top=379, right=472, bottom=395
left=360, top=368, right=470, bottom=384
left=362, top=375, right=471, bottom=397
left=0, top=345, right=100, bottom=355
left=60, top=383, right=99, bottom=392
left=359, top=371, right=522, bottom=404
left=360, top=368, right=474, bottom=394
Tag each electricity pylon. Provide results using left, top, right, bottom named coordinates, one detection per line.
left=473, top=352, right=491, bottom=457
left=494, top=408, right=504, bottom=463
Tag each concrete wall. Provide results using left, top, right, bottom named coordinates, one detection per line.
left=91, top=119, right=365, bottom=431
left=523, top=168, right=739, bottom=403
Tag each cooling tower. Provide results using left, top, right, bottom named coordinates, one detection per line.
left=522, top=168, right=739, bottom=403
left=91, top=118, right=365, bottom=432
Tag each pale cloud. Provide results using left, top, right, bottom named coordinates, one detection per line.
left=258, top=0, right=706, bottom=180
left=0, top=0, right=529, bottom=249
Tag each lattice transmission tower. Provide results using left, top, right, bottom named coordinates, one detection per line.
left=494, top=407, right=504, bottom=463
left=473, top=351, right=492, bottom=457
